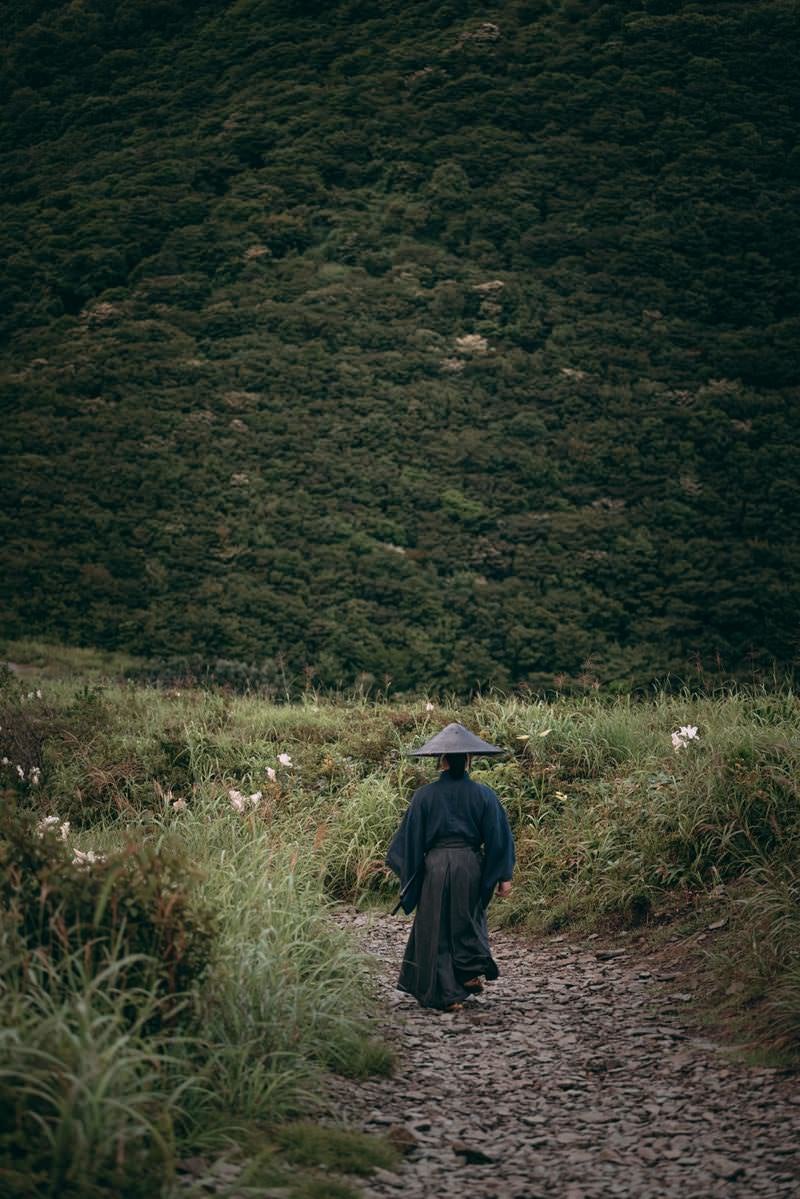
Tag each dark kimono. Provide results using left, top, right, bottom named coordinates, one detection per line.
left=386, top=769, right=515, bottom=1009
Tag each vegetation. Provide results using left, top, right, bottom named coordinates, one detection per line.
left=0, top=660, right=394, bottom=1198
left=2, top=642, right=799, bottom=1197
left=1, top=1, right=799, bottom=691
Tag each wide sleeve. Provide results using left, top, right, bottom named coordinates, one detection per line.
left=385, top=790, right=427, bottom=914
left=479, top=788, right=516, bottom=908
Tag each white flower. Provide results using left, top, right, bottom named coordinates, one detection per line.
left=425, top=701, right=435, bottom=712
left=265, top=766, right=276, bottom=782
left=672, top=725, right=700, bottom=751
left=171, top=797, right=187, bottom=812
left=278, top=753, right=292, bottom=767
left=15, top=765, right=24, bottom=780
left=228, top=788, right=246, bottom=813
left=37, top=816, right=70, bottom=840
left=249, top=791, right=262, bottom=807
left=30, top=767, right=41, bottom=785
left=1, top=757, right=9, bottom=766
left=73, top=848, right=105, bottom=868
left=35, top=689, right=42, bottom=699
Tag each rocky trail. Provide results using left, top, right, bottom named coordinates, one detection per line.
left=329, top=911, right=800, bottom=1199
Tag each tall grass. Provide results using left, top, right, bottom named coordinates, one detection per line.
left=0, top=942, right=184, bottom=1198
left=0, top=817, right=385, bottom=1195
left=177, top=800, right=390, bottom=1125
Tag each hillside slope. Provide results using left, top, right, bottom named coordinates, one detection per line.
left=1, top=0, right=799, bottom=691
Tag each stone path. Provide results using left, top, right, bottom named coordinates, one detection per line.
left=328, top=910, right=800, bottom=1199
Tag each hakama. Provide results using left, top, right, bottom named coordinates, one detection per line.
left=397, top=841, right=499, bottom=1009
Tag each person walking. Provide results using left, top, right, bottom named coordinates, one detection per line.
left=386, top=722, right=515, bottom=1011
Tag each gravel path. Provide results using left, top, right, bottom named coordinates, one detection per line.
left=329, top=910, right=800, bottom=1199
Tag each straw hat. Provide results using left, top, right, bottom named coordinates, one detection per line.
left=406, top=721, right=505, bottom=757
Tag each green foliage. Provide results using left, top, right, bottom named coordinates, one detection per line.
left=2, top=662, right=800, bottom=1198
left=0, top=947, right=181, bottom=1199
left=0, top=670, right=397, bottom=1196
left=274, top=1122, right=399, bottom=1175
left=0, top=805, right=216, bottom=1011
left=1, top=2, right=799, bottom=691
left=319, top=772, right=407, bottom=897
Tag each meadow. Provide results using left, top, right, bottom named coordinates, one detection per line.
left=1, top=641, right=799, bottom=1196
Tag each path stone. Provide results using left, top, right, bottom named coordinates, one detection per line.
left=327, top=911, right=800, bottom=1198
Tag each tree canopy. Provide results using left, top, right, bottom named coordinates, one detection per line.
left=1, top=0, right=798, bottom=691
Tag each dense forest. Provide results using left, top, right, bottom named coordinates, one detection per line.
left=1, top=0, right=798, bottom=692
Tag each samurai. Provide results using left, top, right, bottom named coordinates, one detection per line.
left=386, top=722, right=516, bottom=1011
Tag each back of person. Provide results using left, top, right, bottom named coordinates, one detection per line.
left=415, top=772, right=495, bottom=852
left=386, top=727, right=516, bottom=1011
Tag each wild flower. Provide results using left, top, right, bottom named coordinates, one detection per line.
left=228, top=787, right=262, bottom=813
left=265, top=766, right=276, bottom=782
left=425, top=701, right=435, bottom=712
left=228, top=789, right=247, bottom=813
left=278, top=752, right=292, bottom=767
left=171, top=797, right=188, bottom=812
left=30, top=766, right=41, bottom=785
left=73, top=848, right=105, bottom=868
left=1, top=756, right=9, bottom=765
left=36, top=688, right=42, bottom=699
left=672, top=725, right=700, bottom=751
left=15, top=765, right=24, bottom=779
left=37, top=816, right=71, bottom=840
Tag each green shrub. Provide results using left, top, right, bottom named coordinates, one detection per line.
left=0, top=805, right=216, bottom=1015
left=0, top=943, right=182, bottom=1199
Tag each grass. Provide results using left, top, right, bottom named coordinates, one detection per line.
left=1, top=643, right=799, bottom=1194
left=273, top=1123, right=398, bottom=1174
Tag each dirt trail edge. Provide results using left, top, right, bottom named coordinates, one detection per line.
left=329, top=910, right=800, bottom=1199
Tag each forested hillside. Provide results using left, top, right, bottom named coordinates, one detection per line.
left=2, top=0, right=798, bottom=692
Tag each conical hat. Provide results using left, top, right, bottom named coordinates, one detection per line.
left=406, top=722, right=505, bottom=757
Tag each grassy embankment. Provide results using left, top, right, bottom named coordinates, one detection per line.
left=1, top=640, right=799, bottom=1195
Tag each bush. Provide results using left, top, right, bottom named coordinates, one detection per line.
left=0, top=805, right=216, bottom=1016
